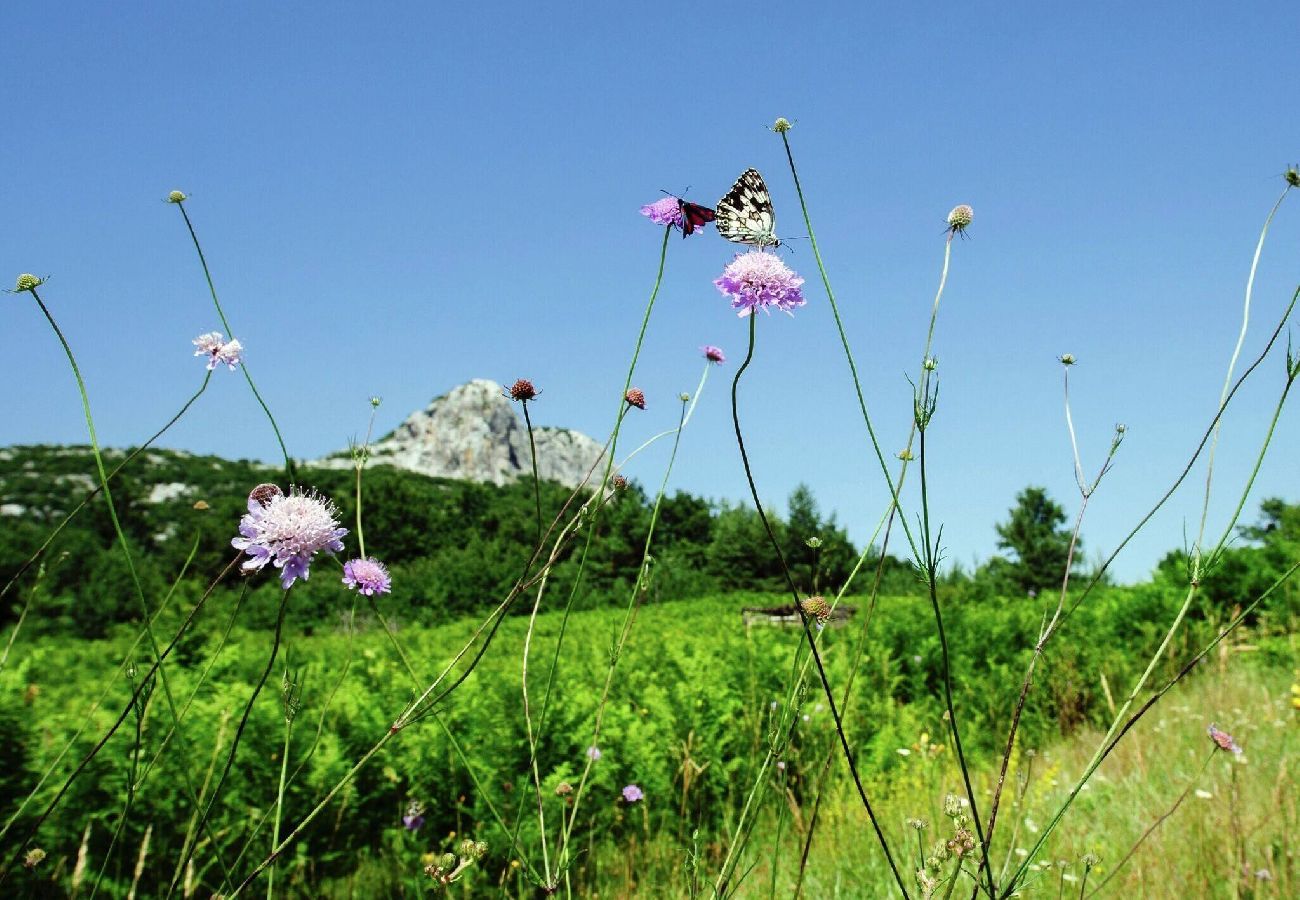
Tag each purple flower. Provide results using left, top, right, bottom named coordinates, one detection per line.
left=701, top=345, right=726, bottom=364
left=621, top=784, right=643, bottom=803
left=640, top=197, right=683, bottom=228
left=193, top=331, right=243, bottom=371
left=714, top=251, right=806, bottom=317
left=403, top=800, right=426, bottom=831
left=586, top=745, right=602, bottom=761
left=231, top=486, right=348, bottom=589
left=342, top=557, right=392, bottom=596
left=1207, top=723, right=1243, bottom=754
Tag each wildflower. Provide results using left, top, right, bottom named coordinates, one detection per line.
left=403, top=801, right=426, bottom=831
left=167, top=190, right=187, bottom=203
left=946, top=205, right=974, bottom=236
left=1286, top=166, right=1299, bottom=188
left=193, top=331, right=243, bottom=371
left=772, top=117, right=793, bottom=133
left=678, top=392, right=691, bottom=402
left=369, top=395, right=382, bottom=408
left=897, top=449, right=915, bottom=461
left=1207, top=723, right=1243, bottom=754
left=800, top=595, right=831, bottom=626
left=702, top=345, right=726, bottom=364
left=231, top=486, right=347, bottom=588
left=343, top=557, right=392, bottom=596
left=640, top=196, right=683, bottom=228
left=23, top=848, right=45, bottom=868
left=611, top=475, right=628, bottom=491
left=508, top=379, right=538, bottom=402
left=459, top=839, right=488, bottom=861
left=907, top=818, right=929, bottom=831
left=555, top=782, right=573, bottom=796
left=586, top=745, right=602, bottom=761
left=621, top=784, right=644, bottom=803
left=624, top=387, right=646, bottom=410
left=923, top=356, right=938, bottom=371
left=13, top=274, right=43, bottom=293
left=1059, top=353, right=1076, bottom=366
left=714, top=250, right=806, bottom=317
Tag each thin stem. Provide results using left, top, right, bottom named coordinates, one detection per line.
left=353, top=400, right=380, bottom=559
left=721, top=313, right=909, bottom=899
left=170, top=587, right=294, bottom=898
left=522, top=399, right=544, bottom=547
left=174, top=201, right=295, bottom=480
left=268, top=696, right=295, bottom=899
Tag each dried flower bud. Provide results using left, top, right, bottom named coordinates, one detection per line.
left=1059, top=353, right=1076, bottom=366
left=773, top=117, right=793, bottom=133
left=248, top=483, right=283, bottom=507
left=943, top=793, right=962, bottom=818
left=923, top=356, right=938, bottom=371
left=508, top=379, right=538, bottom=402
left=1286, top=166, right=1299, bottom=188
left=14, top=274, right=43, bottom=292
left=369, top=395, right=382, bottom=408
left=624, top=387, right=646, bottom=410
left=679, top=392, right=691, bottom=402
left=611, top=475, right=628, bottom=491
left=167, top=190, right=188, bottom=203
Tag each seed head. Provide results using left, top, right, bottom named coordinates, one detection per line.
left=772, top=117, right=793, bottom=133
left=1059, top=353, right=1076, bottom=366
left=23, top=848, right=45, bottom=868
left=508, top=379, right=538, bottom=402
left=611, top=474, right=628, bottom=491
left=1286, top=166, right=1299, bottom=188
left=167, top=190, right=188, bottom=203
left=248, top=483, right=284, bottom=507
left=624, top=387, right=646, bottom=410
left=946, top=205, right=974, bottom=235
left=14, top=274, right=43, bottom=293
left=800, top=595, right=831, bottom=625
left=555, top=781, right=573, bottom=796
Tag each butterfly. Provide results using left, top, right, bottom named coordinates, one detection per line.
left=715, top=168, right=780, bottom=248
left=678, top=199, right=716, bottom=236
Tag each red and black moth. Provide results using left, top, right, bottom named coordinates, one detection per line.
left=679, top=200, right=716, bottom=236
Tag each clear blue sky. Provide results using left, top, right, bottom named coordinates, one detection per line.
left=5, top=2, right=1298, bottom=583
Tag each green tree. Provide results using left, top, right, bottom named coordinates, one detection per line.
left=993, top=486, right=1077, bottom=595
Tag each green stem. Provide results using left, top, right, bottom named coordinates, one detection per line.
left=523, top=400, right=544, bottom=548
left=175, top=201, right=295, bottom=480
left=268, top=708, right=294, bottom=900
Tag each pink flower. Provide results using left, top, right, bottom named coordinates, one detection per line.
left=621, top=784, right=643, bottom=803
left=343, top=557, right=392, bottom=596
left=701, top=345, right=726, bottom=364
left=193, top=331, right=243, bottom=371
left=640, top=197, right=683, bottom=228
left=1207, top=723, right=1242, bottom=754
left=231, top=486, right=347, bottom=589
left=714, top=251, right=806, bottom=317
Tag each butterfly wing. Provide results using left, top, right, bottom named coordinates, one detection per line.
left=715, top=168, right=779, bottom=247
left=679, top=200, right=716, bottom=236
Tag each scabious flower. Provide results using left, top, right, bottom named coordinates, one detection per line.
left=231, top=486, right=347, bottom=588
left=508, top=378, right=538, bottom=402
left=946, top=204, right=974, bottom=236
left=403, top=800, right=426, bottom=831
left=701, top=345, right=726, bottom=364
left=624, top=388, right=646, bottom=410
left=167, top=190, right=188, bottom=203
left=621, top=784, right=644, bottom=803
left=1207, top=723, right=1243, bottom=754
left=193, top=331, right=243, bottom=370
left=640, top=196, right=683, bottom=228
left=714, top=250, right=806, bottom=317
left=343, top=557, right=392, bottom=596
left=14, top=274, right=43, bottom=293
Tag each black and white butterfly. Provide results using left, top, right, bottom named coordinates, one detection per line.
left=715, top=168, right=780, bottom=248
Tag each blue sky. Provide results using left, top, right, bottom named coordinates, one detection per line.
left=5, top=2, right=1298, bottom=583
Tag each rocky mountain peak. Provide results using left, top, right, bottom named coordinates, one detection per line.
left=317, top=379, right=604, bottom=488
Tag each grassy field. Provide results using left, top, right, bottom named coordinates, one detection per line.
left=2, top=589, right=1294, bottom=897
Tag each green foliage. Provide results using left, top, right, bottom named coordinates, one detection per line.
left=991, top=485, right=1078, bottom=595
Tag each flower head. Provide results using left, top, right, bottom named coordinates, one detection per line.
left=1207, top=723, right=1242, bottom=754
left=946, top=204, right=974, bottom=236
left=343, top=557, right=392, bottom=596
left=508, top=378, right=538, bottom=402
left=13, top=274, right=43, bottom=293
left=800, top=595, right=831, bottom=626
left=193, top=331, right=243, bottom=371
left=167, top=190, right=188, bottom=203
left=621, top=784, right=644, bottom=803
left=23, top=848, right=45, bottom=869
left=640, top=196, right=683, bottom=228
left=701, top=345, right=726, bottom=364
left=624, top=388, right=646, bottom=410
left=772, top=117, right=793, bottom=133
left=586, top=745, right=602, bottom=761
left=403, top=800, right=426, bottom=831
left=231, top=486, right=348, bottom=588
left=1286, top=166, right=1299, bottom=188
left=714, top=250, right=806, bottom=317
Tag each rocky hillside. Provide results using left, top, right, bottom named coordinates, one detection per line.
left=315, top=379, right=605, bottom=488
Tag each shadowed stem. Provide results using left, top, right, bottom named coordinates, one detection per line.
left=723, top=313, right=909, bottom=900
left=174, top=200, right=295, bottom=481
left=170, top=586, right=294, bottom=898
left=918, top=424, right=995, bottom=899
left=522, top=399, right=544, bottom=547
left=27, top=287, right=235, bottom=888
